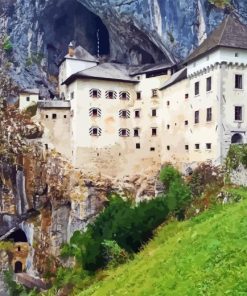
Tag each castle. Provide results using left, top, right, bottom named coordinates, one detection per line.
left=19, top=15, right=247, bottom=177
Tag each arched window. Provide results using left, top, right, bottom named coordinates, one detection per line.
left=89, top=126, right=102, bottom=136
left=231, top=133, right=244, bottom=144
left=89, top=108, right=101, bottom=117
left=119, top=91, right=130, bottom=100
left=106, top=90, right=117, bottom=99
left=15, top=261, right=23, bottom=273
left=119, top=109, right=130, bottom=118
left=119, top=128, right=130, bottom=137
left=90, top=89, right=101, bottom=98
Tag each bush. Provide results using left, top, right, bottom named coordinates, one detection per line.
left=166, top=179, right=191, bottom=213
left=188, top=163, right=223, bottom=198
left=102, top=240, right=129, bottom=268
left=3, top=36, right=13, bottom=53
left=62, top=195, right=169, bottom=271
left=160, top=165, right=181, bottom=190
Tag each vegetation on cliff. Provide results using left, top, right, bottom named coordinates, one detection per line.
left=78, top=186, right=247, bottom=296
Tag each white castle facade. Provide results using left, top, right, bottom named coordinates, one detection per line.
left=19, top=16, right=247, bottom=177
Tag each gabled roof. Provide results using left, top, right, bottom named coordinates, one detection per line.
left=59, top=46, right=98, bottom=66
left=62, top=63, right=139, bottom=85
left=160, top=68, right=187, bottom=90
left=185, top=15, right=247, bottom=64
left=20, top=88, right=39, bottom=95
left=129, top=62, right=174, bottom=76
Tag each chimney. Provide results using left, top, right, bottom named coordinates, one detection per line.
left=68, top=41, right=75, bottom=57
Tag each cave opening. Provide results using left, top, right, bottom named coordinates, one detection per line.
left=40, top=0, right=110, bottom=76
left=7, top=229, right=28, bottom=243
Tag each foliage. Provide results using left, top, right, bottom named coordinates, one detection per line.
left=54, top=267, right=87, bottom=291
left=208, top=0, right=231, bottom=8
left=159, top=164, right=181, bottom=190
left=4, top=270, right=37, bottom=296
left=226, top=144, right=247, bottom=171
left=78, top=187, right=247, bottom=296
left=2, top=36, right=13, bottom=53
left=62, top=195, right=170, bottom=271
left=102, top=240, right=129, bottom=268
left=165, top=179, right=191, bottom=215
left=25, top=102, right=38, bottom=117
left=0, top=241, right=13, bottom=251
left=188, top=163, right=223, bottom=198
left=25, top=52, right=44, bottom=67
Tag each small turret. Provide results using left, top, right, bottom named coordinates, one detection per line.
left=68, top=41, right=75, bottom=57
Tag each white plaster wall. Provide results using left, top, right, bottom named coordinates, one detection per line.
left=37, top=108, right=71, bottom=159
left=59, top=59, right=97, bottom=97
left=19, top=93, right=39, bottom=111
left=188, top=48, right=247, bottom=77
left=68, top=74, right=170, bottom=177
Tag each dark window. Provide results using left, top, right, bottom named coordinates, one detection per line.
left=92, top=90, right=98, bottom=98
left=185, top=93, right=189, bottom=99
left=134, top=129, right=139, bottom=137
left=152, top=109, right=157, bottom=117
left=167, top=146, right=170, bottom=151
left=235, top=106, right=243, bottom=121
left=135, top=110, right=140, bottom=118
left=90, top=126, right=102, bottom=136
left=92, top=128, right=98, bottom=136
left=92, top=109, right=98, bottom=117
left=195, top=144, right=200, bottom=150
left=150, top=147, right=155, bottom=151
left=152, top=89, right=158, bottom=97
left=119, top=109, right=129, bottom=118
left=206, top=77, right=212, bottom=92
left=108, top=91, right=114, bottom=99
left=26, top=97, right=30, bottom=102
left=70, top=92, right=74, bottom=100
left=235, top=74, right=243, bottom=89
left=206, top=143, right=212, bottom=150
left=195, top=81, right=200, bottom=96
left=119, top=129, right=129, bottom=137
left=185, top=120, right=188, bottom=126
left=120, top=92, right=129, bottom=100
left=136, top=143, right=141, bottom=149
left=45, top=115, right=49, bottom=119
left=64, top=115, right=67, bottom=118
left=52, top=114, right=57, bottom=119
left=195, top=110, right=199, bottom=124
left=167, top=101, right=170, bottom=106
left=90, top=89, right=101, bottom=98
left=152, top=128, right=157, bottom=136
left=45, top=144, right=48, bottom=150
left=235, top=52, right=239, bottom=57
left=17, top=246, right=21, bottom=252
left=137, top=92, right=142, bottom=100
left=185, top=145, right=189, bottom=151
left=206, top=108, right=212, bottom=122
left=167, top=124, right=170, bottom=130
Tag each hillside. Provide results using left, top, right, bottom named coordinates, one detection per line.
left=78, top=188, right=247, bottom=296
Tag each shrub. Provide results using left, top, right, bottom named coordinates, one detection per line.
left=166, top=179, right=191, bottom=213
left=102, top=240, right=129, bottom=268
left=62, top=195, right=169, bottom=271
left=188, top=163, right=223, bottom=198
left=160, top=165, right=181, bottom=190
left=3, top=36, right=13, bottom=53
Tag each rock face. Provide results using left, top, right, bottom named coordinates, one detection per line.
left=1, top=0, right=246, bottom=92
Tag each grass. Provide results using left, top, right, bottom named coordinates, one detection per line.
left=77, top=187, right=247, bottom=296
